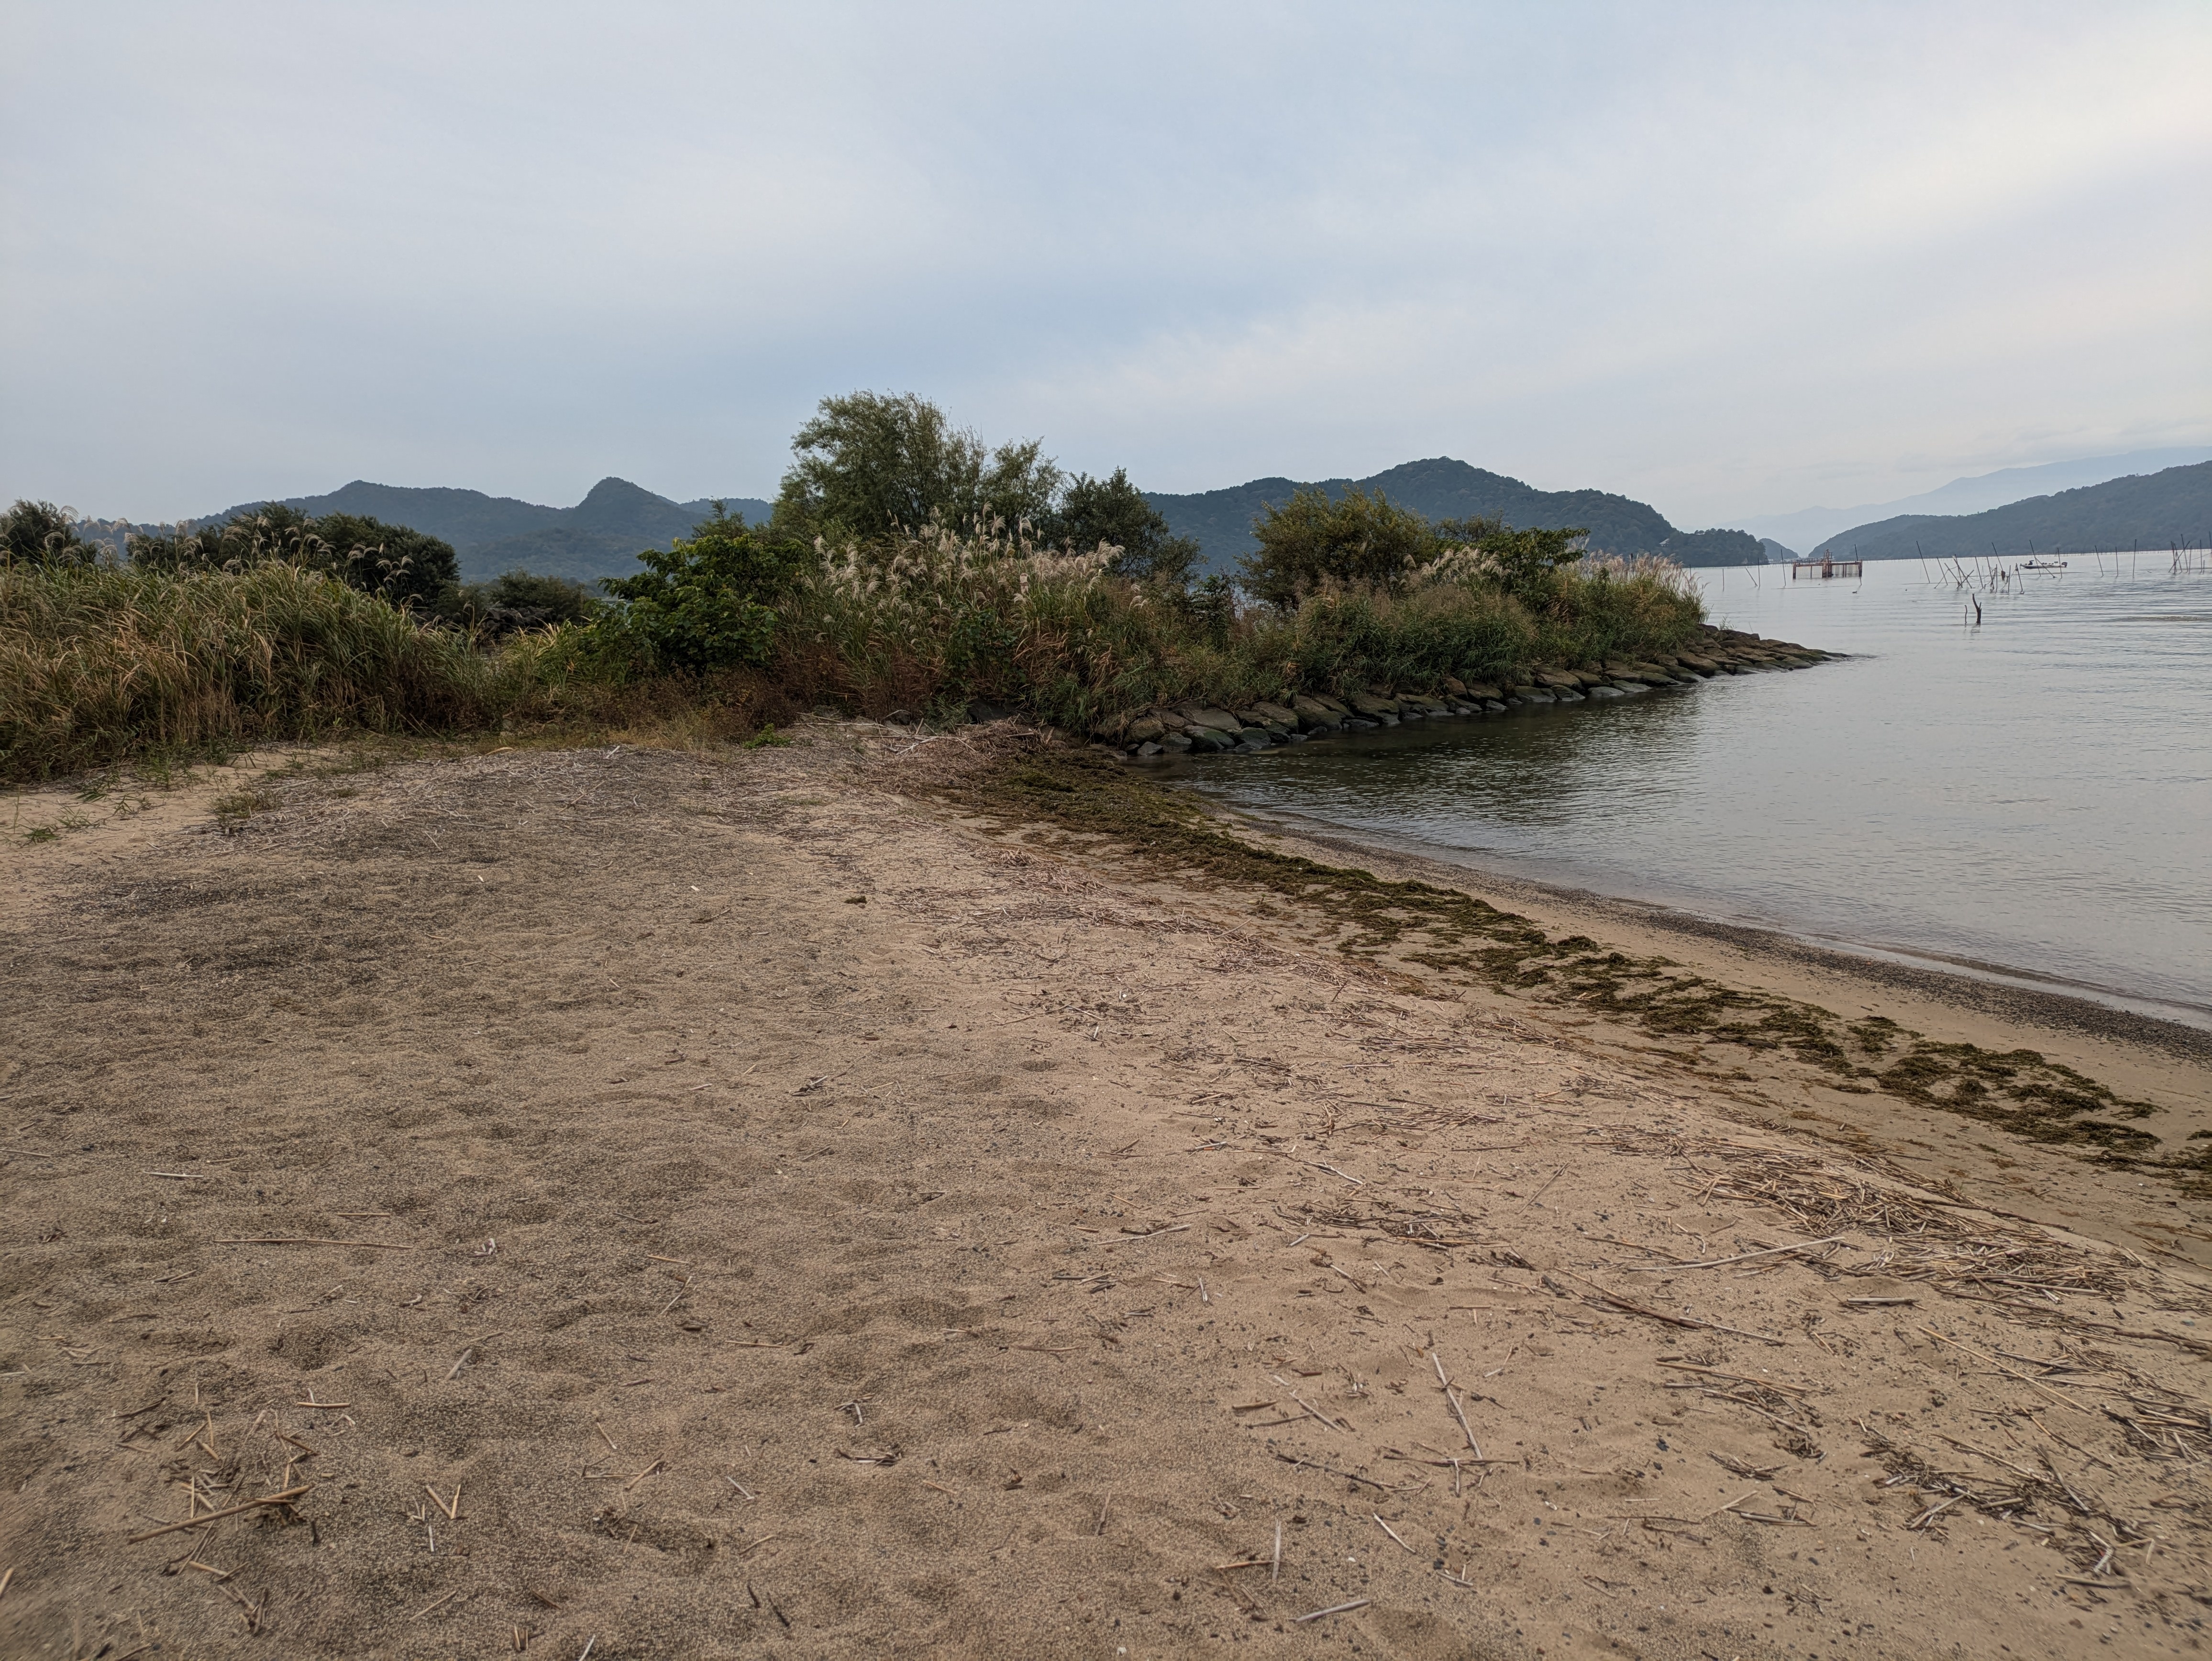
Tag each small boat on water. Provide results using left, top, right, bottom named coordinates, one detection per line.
left=2020, top=558, right=2068, bottom=571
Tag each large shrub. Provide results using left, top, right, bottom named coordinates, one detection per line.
left=129, top=505, right=459, bottom=609
left=442, top=569, right=605, bottom=635
left=1238, top=486, right=1441, bottom=608
left=1463, top=525, right=1588, bottom=607
left=589, top=506, right=809, bottom=676
left=1, top=500, right=99, bottom=570
left=764, top=520, right=1703, bottom=734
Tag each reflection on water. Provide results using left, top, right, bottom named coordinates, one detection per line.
left=1165, top=560, right=2212, bottom=1029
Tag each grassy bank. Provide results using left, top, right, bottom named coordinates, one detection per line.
left=770, top=529, right=1706, bottom=731
left=2, top=528, right=1709, bottom=783
left=0, top=563, right=554, bottom=780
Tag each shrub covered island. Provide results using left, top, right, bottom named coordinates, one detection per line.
left=1, top=395, right=1804, bottom=781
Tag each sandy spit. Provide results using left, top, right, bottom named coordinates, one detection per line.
left=2, top=721, right=2207, bottom=1660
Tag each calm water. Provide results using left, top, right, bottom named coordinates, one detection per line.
left=1168, top=556, right=2212, bottom=1030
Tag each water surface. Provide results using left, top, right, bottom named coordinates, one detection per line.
left=1166, top=556, right=2212, bottom=1030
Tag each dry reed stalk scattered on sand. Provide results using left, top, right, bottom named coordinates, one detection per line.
left=1597, top=1128, right=2202, bottom=1332
left=1544, top=1264, right=1791, bottom=1346
left=1371, top=1514, right=1418, bottom=1554
left=1295, top=1597, right=1371, bottom=1622
left=1428, top=1351, right=1483, bottom=1454
left=125, top=1484, right=316, bottom=1543
left=1582, top=1126, right=2210, bottom=1584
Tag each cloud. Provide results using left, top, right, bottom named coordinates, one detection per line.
left=3, top=0, right=2206, bottom=524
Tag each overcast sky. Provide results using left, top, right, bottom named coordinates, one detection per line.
left=5, top=1, right=2207, bottom=527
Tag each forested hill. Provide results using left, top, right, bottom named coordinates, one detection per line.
left=177, top=478, right=772, bottom=583
left=1146, top=456, right=1762, bottom=567
left=1818, top=461, right=2212, bottom=561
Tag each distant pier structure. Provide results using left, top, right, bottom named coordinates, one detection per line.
left=1792, top=554, right=1863, bottom=579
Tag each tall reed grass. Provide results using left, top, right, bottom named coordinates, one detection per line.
left=2, top=532, right=1705, bottom=782
left=0, top=563, right=554, bottom=780
left=772, top=524, right=1705, bottom=731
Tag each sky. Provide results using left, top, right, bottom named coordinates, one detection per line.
left=4, top=1, right=2208, bottom=529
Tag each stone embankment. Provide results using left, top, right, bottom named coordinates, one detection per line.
left=1100, top=624, right=1836, bottom=757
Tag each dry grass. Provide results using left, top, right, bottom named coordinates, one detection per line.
left=0, top=565, right=807, bottom=784
left=0, top=564, right=541, bottom=779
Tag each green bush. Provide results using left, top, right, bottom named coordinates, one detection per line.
left=766, top=520, right=1703, bottom=734
left=1468, top=525, right=1587, bottom=607
left=445, top=569, right=604, bottom=634
left=589, top=506, right=809, bottom=677
left=1239, top=486, right=1441, bottom=607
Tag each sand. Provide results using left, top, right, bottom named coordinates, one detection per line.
left=2, top=723, right=2208, bottom=1659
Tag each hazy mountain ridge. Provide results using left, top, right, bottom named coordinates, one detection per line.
left=1816, top=461, right=2212, bottom=561
left=1146, top=456, right=1762, bottom=568
left=80, top=478, right=774, bottom=584
left=1736, top=446, right=2212, bottom=551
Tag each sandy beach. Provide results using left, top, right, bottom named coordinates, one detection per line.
left=3, top=722, right=2208, bottom=1659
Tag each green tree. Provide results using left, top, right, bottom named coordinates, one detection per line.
left=310, top=512, right=461, bottom=608
left=1049, top=468, right=1201, bottom=585
left=770, top=391, right=1063, bottom=544
left=1238, top=486, right=1438, bottom=609
left=594, top=505, right=807, bottom=675
left=1, top=500, right=99, bottom=569
left=1435, top=513, right=1507, bottom=547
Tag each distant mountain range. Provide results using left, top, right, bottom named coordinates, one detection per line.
left=1736, top=446, right=2212, bottom=554
left=1147, top=457, right=1763, bottom=568
left=1807, top=461, right=2212, bottom=562
left=69, top=443, right=2212, bottom=587
left=82, top=478, right=774, bottom=583
left=79, top=458, right=1764, bottom=580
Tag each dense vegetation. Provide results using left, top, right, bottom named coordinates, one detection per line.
left=127, top=503, right=461, bottom=608
left=1, top=397, right=1706, bottom=781
left=0, top=561, right=552, bottom=780
left=2, top=501, right=100, bottom=569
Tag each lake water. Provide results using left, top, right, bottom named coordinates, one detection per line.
left=1168, top=555, right=2212, bottom=1031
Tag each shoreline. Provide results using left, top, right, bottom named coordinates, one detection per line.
left=1201, top=802, right=2212, bottom=1211
left=1214, top=800, right=2212, bottom=1059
